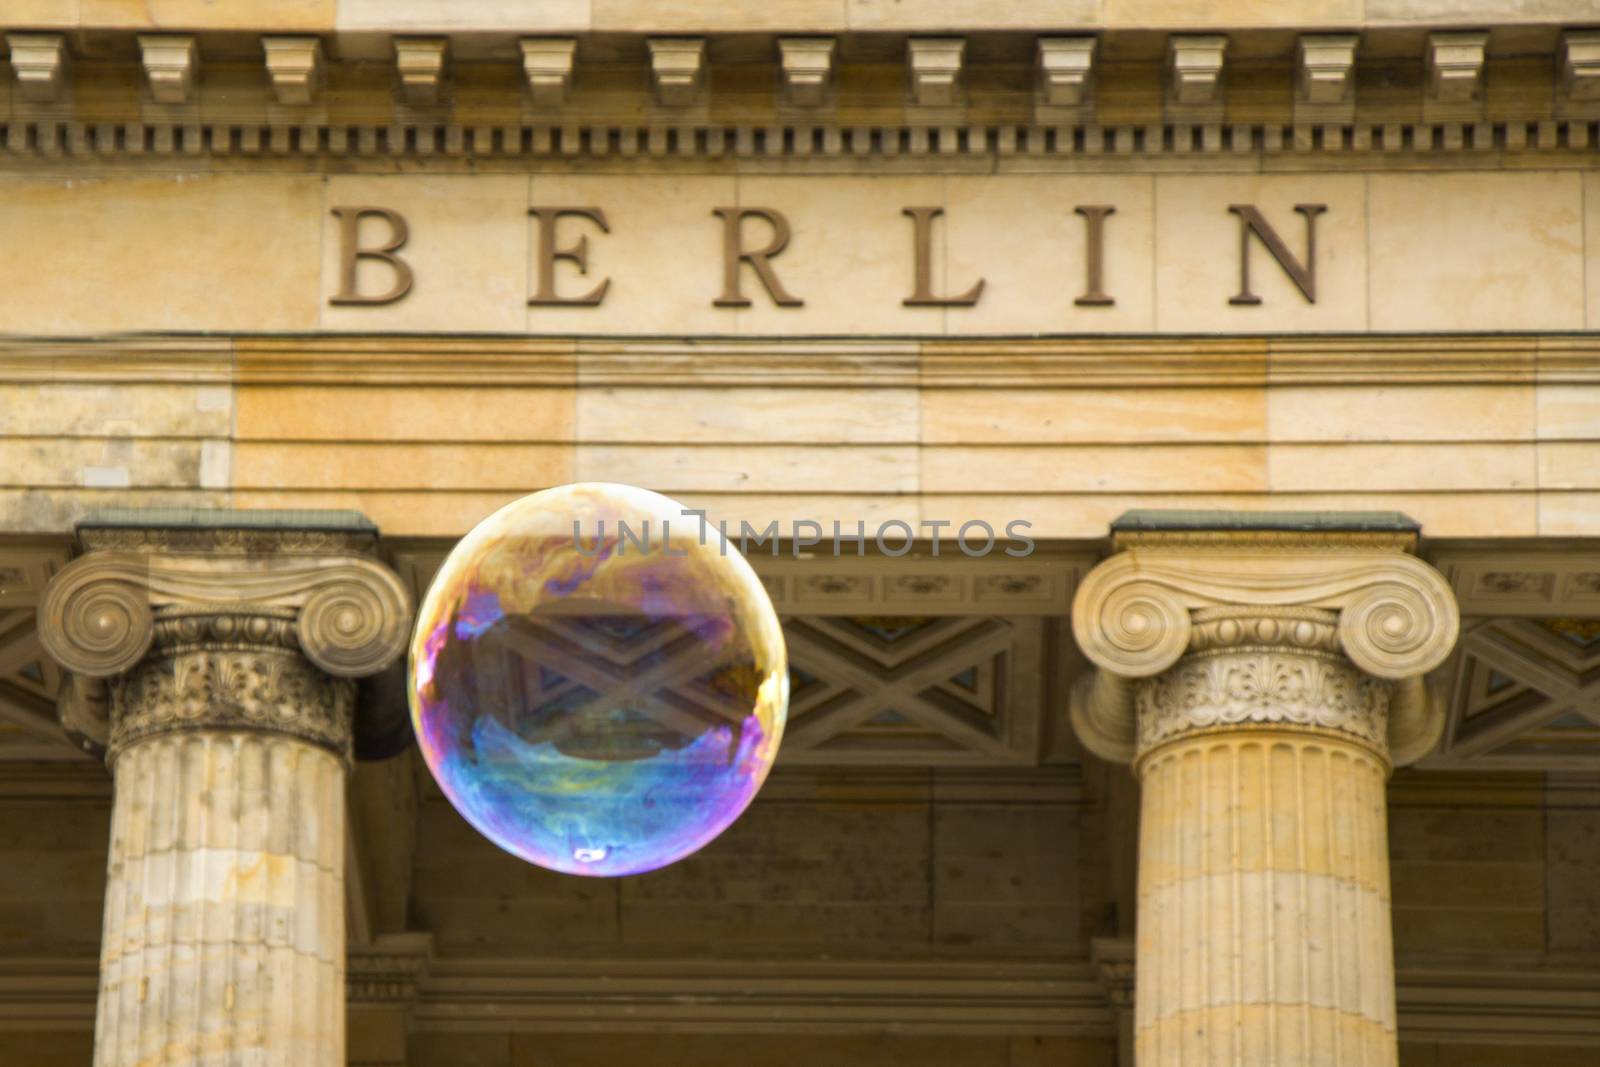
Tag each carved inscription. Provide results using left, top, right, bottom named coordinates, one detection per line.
left=327, top=200, right=1328, bottom=311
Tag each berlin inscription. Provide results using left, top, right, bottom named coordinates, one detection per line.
left=328, top=201, right=1328, bottom=310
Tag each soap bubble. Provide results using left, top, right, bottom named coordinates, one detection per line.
left=408, top=483, right=787, bottom=877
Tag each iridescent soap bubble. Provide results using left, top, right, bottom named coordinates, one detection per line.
left=408, top=483, right=787, bottom=877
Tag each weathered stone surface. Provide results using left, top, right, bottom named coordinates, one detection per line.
left=0, top=176, right=321, bottom=335
left=0, top=385, right=231, bottom=439
left=236, top=385, right=576, bottom=442
left=0, top=1033, right=95, bottom=1067
left=932, top=802, right=1081, bottom=952
left=0, top=439, right=208, bottom=489
left=1546, top=805, right=1600, bottom=952
left=1368, top=172, right=1585, bottom=332
left=0, top=800, right=110, bottom=956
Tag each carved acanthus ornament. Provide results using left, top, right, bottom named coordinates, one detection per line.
left=37, top=522, right=412, bottom=762
left=1069, top=527, right=1460, bottom=768
left=1134, top=606, right=1391, bottom=756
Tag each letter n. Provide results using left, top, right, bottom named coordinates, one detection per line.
left=1227, top=203, right=1326, bottom=305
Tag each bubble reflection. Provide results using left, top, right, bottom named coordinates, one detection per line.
left=408, top=483, right=787, bottom=877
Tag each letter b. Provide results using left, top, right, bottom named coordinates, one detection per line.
left=330, top=206, right=414, bottom=306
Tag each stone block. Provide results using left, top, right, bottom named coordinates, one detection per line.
left=1546, top=807, right=1600, bottom=952
left=1538, top=493, right=1600, bottom=535
left=411, top=1033, right=511, bottom=1067
left=0, top=176, right=321, bottom=334
left=1267, top=385, right=1536, bottom=443
left=920, top=444, right=1267, bottom=493
left=235, top=386, right=576, bottom=442
left=1369, top=172, right=1585, bottom=331
left=0, top=438, right=207, bottom=489
left=338, top=0, right=589, bottom=32
left=1007, top=1036, right=1116, bottom=1067
left=1391, top=905, right=1546, bottom=953
left=233, top=442, right=574, bottom=491
left=1104, top=0, right=1360, bottom=27
left=1538, top=443, right=1600, bottom=490
left=932, top=803, right=1081, bottom=952
left=1268, top=443, right=1535, bottom=492
left=0, top=1034, right=95, bottom=1067
left=1389, top=860, right=1545, bottom=909
left=576, top=444, right=918, bottom=494
left=80, top=0, right=334, bottom=30
left=0, top=384, right=231, bottom=439
left=0, top=489, right=229, bottom=534
left=1445, top=1046, right=1600, bottom=1067
left=920, top=388, right=1266, bottom=445
left=848, top=0, right=1098, bottom=31
left=1587, top=173, right=1600, bottom=329
left=594, top=0, right=847, bottom=32
left=575, top=386, right=918, bottom=445
left=0, top=3, right=76, bottom=27
left=1389, top=809, right=1545, bottom=863
left=1365, top=0, right=1569, bottom=20
left=1540, top=384, right=1600, bottom=441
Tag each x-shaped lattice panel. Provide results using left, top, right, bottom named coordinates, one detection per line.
left=778, top=614, right=1044, bottom=765
left=1424, top=617, right=1600, bottom=770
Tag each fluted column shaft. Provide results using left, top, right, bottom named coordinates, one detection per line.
left=99, top=731, right=346, bottom=1067
left=1135, top=729, right=1393, bottom=1065
left=37, top=519, right=413, bottom=1067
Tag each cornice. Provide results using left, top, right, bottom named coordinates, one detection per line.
left=0, top=334, right=1594, bottom=389
left=0, top=26, right=1597, bottom=164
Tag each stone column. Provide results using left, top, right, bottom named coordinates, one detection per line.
left=37, top=515, right=412, bottom=1067
left=1069, top=517, right=1459, bottom=1067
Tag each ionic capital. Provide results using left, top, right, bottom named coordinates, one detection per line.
left=37, top=514, right=413, bottom=760
left=1068, top=520, right=1460, bottom=768
left=1072, top=534, right=1457, bottom=680
left=40, top=550, right=411, bottom=680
